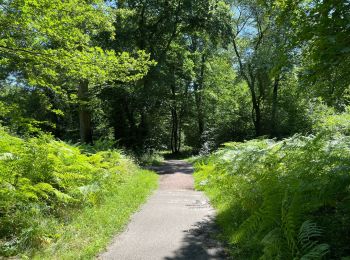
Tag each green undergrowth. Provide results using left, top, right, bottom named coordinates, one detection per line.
left=137, top=148, right=195, bottom=166
left=194, top=132, right=350, bottom=259
left=0, top=128, right=158, bottom=259
left=35, top=169, right=157, bottom=259
left=137, top=150, right=164, bottom=166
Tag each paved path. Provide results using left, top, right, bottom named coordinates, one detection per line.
left=98, top=160, right=227, bottom=260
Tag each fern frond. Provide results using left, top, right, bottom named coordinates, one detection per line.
left=298, top=220, right=329, bottom=259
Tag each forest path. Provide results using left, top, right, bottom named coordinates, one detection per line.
left=98, top=160, right=228, bottom=260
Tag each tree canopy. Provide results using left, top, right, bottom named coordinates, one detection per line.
left=0, top=0, right=348, bottom=148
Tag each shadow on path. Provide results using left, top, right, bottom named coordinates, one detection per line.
left=164, top=216, right=229, bottom=260
left=148, top=160, right=194, bottom=175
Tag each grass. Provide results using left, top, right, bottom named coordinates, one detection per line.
left=185, top=155, right=202, bottom=164
left=34, top=169, right=158, bottom=260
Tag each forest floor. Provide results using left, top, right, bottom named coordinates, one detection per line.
left=98, top=160, right=228, bottom=260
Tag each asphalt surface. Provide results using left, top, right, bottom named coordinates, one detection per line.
left=98, top=160, right=228, bottom=260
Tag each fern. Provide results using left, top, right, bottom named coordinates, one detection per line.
left=0, top=129, right=141, bottom=256
left=194, top=132, right=350, bottom=259
left=298, top=221, right=329, bottom=259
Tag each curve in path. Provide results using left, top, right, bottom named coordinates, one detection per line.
left=98, top=160, right=228, bottom=260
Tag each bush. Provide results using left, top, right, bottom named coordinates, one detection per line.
left=0, top=128, right=144, bottom=256
left=137, top=150, right=164, bottom=166
left=194, top=131, right=350, bottom=259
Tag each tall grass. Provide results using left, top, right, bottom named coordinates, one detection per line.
left=194, top=132, right=350, bottom=259
left=0, top=128, right=158, bottom=258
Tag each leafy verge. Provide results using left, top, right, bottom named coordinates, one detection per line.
left=0, top=128, right=158, bottom=257
left=194, top=131, right=350, bottom=259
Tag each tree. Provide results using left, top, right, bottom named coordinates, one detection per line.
left=100, top=0, right=233, bottom=151
left=230, top=0, right=295, bottom=137
left=0, top=0, right=154, bottom=143
left=286, top=0, right=350, bottom=108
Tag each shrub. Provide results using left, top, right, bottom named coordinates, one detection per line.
left=137, top=150, right=164, bottom=166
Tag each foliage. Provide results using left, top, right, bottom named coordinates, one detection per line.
left=272, top=0, right=350, bottom=107
left=0, top=0, right=349, bottom=152
left=0, top=0, right=154, bottom=85
left=194, top=129, right=350, bottom=259
left=0, top=0, right=155, bottom=145
left=137, top=150, right=165, bottom=166
left=0, top=128, right=157, bottom=257
left=34, top=169, right=158, bottom=260
left=0, top=0, right=349, bottom=258
left=200, top=54, right=253, bottom=148
left=309, top=104, right=350, bottom=135
left=0, top=82, right=59, bottom=135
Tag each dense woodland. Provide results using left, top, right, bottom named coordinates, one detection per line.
left=0, top=0, right=349, bottom=258
left=1, top=0, right=348, bottom=152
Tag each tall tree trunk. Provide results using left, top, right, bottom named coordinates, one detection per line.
left=271, top=74, right=280, bottom=137
left=170, top=110, right=174, bottom=153
left=247, top=66, right=262, bottom=137
left=178, top=110, right=182, bottom=152
left=194, top=54, right=206, bottom=140
left=78, top=80, right=93, bottom=144
left=178, top=81, right=190, bottom=153
left=171, top=108, right=179, bottom=153
left=170, top=71, right=180, bottom=154
left=233, top=40, right=262, bottom=137
left=249, top=83, right=262, bottom=137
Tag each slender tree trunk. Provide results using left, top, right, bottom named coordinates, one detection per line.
left=233, top=40, right=262, bottom=137
left=271, top=74, right=280, bottom=137
left=178, top=81, right=190, bottom=153
left=170, top=108, right=180, bottom=154
left=194, top=54, right=206, bottom=139
left=194, top=83, right=204, bottom=136
left=170, top=71, right=180, bottom=154
left=178, top=111, right=182, bottom=152
left=78, top=80, right=93, bottom=144
left=254, top=105, right=262, bottom=136
left=247, top=67, right=262, bottom=137
left=170, top=109, right=174, bottom=153
left=171, top=108, right=179, bottom=153
left=249, top=83, right=262, bottom=136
